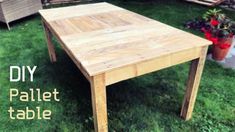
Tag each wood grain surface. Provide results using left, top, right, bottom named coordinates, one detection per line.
left=39, top=2, right=211, bottom=78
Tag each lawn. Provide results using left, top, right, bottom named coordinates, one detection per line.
left=0, top=0, right=235, bottom=131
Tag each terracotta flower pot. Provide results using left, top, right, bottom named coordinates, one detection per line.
left=212, top=46, right=230, bottom=61
left=212, top=37, right=233, bottom=61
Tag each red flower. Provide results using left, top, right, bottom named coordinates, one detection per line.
left=220, top=43, right=231, bottom=49
left=211, top=37, right=218, bottom=45
left=203, top=30, right=219, bottom=44
left=208, top=37, right=219, bottom=45
left=205, top=32, right=212, bottom=40
left=210, top=19, right=219, bottom=26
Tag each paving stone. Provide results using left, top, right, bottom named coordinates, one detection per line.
left=207, top=52, right=235, bottom=69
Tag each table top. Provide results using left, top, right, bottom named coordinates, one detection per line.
left=39, top=2, right=211, bottom=76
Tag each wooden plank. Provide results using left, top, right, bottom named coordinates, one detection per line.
left=186, top=0, right=213, bottom=6
left=202, top=0, right=224, bottom=4
left=39, top=3, right=124, bottom=21
left=90, top=74, right=108, bottom=132
left=180, top=46, right=208, bottom=120
left=45, top=0, right=93, bottom=5
left=185, top=0, right=225, bottom=6
left=48, top=0, right=82, bottom=4
left=105, top=47, right=202, bottom=85
left=42, top=19, right=92, bottom=82
left=83, top=33, right=210, bottom=76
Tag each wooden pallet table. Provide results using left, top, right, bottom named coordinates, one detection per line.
left=185, top=0, right=225, bottom=6
left=39, top=2, right=212, bottom=132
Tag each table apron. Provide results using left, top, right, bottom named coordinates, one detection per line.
left=104, top=46, right=206, bottom=86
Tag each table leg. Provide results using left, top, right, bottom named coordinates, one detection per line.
left=42, top=22, right=57, bottom=62
left=90, top=74, right=108, bottom=132
left=6, top=22, right=10, bottom=30
left=180, top=46, right=208, bottom=120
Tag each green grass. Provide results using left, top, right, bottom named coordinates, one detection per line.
left=0, top=0, right=235, bottom=131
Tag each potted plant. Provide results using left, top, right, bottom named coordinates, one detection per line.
left=202, top=9, right=235, bottom=61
